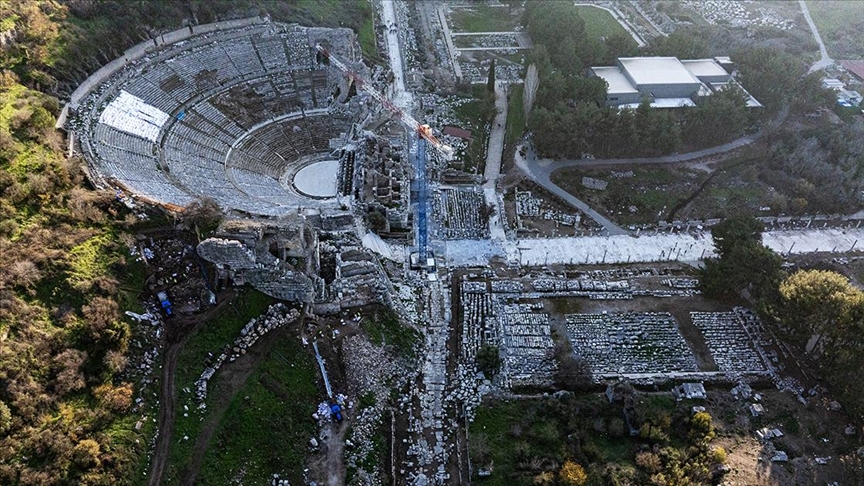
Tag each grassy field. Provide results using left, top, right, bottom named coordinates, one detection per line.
left=451, top=85, right=495, bottom=174
left=574, top=5, right=635, bottom=44
left=356, top=1, right=379, bottom=61
left=505, top=83, right=525, bottom=148
left=361, top=306, right=421, bottom=360
left=470, top=394, right=636, bottom=485
left=164, top=289, right=275, bottom=484
left=805, top=0, right=864, bottom=58
left=197, top=334, right=318, bottom=485
left=449, top=5, right=521, bottom=33
left=551, top=166, right=702, bottom=226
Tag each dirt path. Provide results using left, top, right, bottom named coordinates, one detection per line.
left=146, top=336, right=181, bottom=486
left=147, top=289, right=236, bottom=486
left=179, top=317, right=304, bottom=485
left=306, top=420, right=349, bottom=486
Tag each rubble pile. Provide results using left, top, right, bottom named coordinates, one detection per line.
left=514, top=189, right=583, bottom=232
left=567, top=312, right=700, bottom=376
left=432, top=188, right=490, bottom=239
left=662, top=278, right=699, bottom=289
left=342, top=335, right=413, bottom=484
left=194, top=304, right=300, bottom=403
left=325, top=243, right=391, bottom=310
left=681, top=0, right=794, bottom=30
left=499, top=304, right=556, bottom=389
left=691, top=310, right=768, bottom=373
left=459, top=34, right=519, bottom=49
left=461, top=55, right=525, bottom=84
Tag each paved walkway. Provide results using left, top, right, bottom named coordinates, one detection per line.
left=800, top=0, right=833, bottom=73
left=382, top=0, right=413, bottom=108
left=436, top=5, right=462, bottom=79
left=484, top=81, right=508, bottom=242
left=443, top=226, right=864, bottom=268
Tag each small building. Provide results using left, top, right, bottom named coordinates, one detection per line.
left=837, top=89, right=862, bottom=107
left=822, top=78, right=846, bottom=91
left=771, top=451, right=789, bottom=462
left=674, top=382, right=707, bottom=400
left=443, top=126, right=472, bottom=141
left=840, top=60, right=864, bottom=83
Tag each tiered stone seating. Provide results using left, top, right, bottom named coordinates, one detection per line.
left=252, top=32, right=289, bottom=71
left=76, top=22, right=360, bottom=215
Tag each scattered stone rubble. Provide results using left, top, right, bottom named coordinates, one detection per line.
left=514, top=189, right=582, bottom=230
left=568, top=312, right=699, bottom=376
left=691, top=309, right=768, bottom=373
left=432, top=188, right=490, bottom=239
left=342, top=335, right=413, bottom=484
left=499, top=304, right=556, bottom=389
left=681, top=0, right=794, bottom=30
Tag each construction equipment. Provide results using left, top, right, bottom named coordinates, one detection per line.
left=156, top=291, right=173, bottom=317
left=315, top=44, right=453, bottom=160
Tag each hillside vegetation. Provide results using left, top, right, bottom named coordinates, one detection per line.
left=4, top=0, right=375, bottom=96
left=0, top=0, right=375, bottom=483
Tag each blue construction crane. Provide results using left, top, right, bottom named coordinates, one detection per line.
left=415, top=136, right=429, bottom=265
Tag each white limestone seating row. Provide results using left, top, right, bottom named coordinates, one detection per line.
left=94, top=150, right=192, bottom=206
left=690, top=311, right=766, bottom=372
left=230, top=168, right=294, bottom=204
left=95, top=108, right=346, bottom=214
left=98, top=91, right=169, bottom=142
left=228, top=115, right=348, bottom=177
left=567, top=312, right=699, bottom=375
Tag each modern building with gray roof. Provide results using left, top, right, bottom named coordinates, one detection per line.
left=590, top=56, right=761, bottom=109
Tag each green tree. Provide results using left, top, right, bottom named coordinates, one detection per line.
left=734, top=46, right=802, bottom=110
left=793, top=72, right=837, bottom=113
left=602, top=33, right=638, bottom=64
left=644, top=29, right=708, bottom=59
left=476, top=344, right=502, bottom=378
left=709, top=214, right=765, bottom=259
left=0, top=401, right=11, bottom=434
left=180, top=197, right=223, bottom=239
left=684, top=83, right=749, bottom=147
left=689, top=411, right=715, bottom=445
left=777, top=270, right=861, bottom=346
left=700, top=214, right=782, bottom=301
left=487, top=58, right=496, bottom=92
